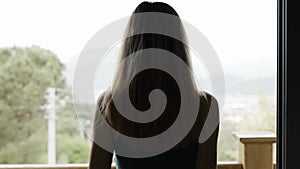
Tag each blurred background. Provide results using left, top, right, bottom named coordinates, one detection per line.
left=0, top=0, right=276, bottom=164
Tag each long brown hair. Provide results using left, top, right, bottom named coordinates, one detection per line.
left=99, top=1, right=200, bottom=144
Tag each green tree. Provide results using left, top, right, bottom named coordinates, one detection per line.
left=56, top=134, right=90, bottom=163
left=55, top=87, right=91, bottom=163
left=0, top=46, right=65, bottom=163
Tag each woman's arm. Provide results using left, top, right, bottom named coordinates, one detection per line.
left=195, top=124, right=219, bottom=169
left=89, top=93, right=114, bottom=169
left=89, top=142, right=113, bottom=169
left=195, top=95, right=220, bottom=169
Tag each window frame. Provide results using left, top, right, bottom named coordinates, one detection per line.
left=277, top=0, right=300, bottom=168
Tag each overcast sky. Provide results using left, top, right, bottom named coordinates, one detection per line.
left=0, top=0, right=276, bottom=66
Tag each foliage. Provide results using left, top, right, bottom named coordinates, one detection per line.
left=0, top=46, right=90, bottom=164
left=218, top=117, right=239, bottom=161
left=55, top=91, right=91, bottom=163
left=239, top=90, right=276, bottom=133
left=56, top=134, right=90, bottom=164
left=0, top=46, right=65, bottom=163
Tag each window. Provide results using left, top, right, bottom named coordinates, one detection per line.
left=0, top=0, right=277, bottom=165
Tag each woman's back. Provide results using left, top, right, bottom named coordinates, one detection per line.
left=93, top=90, right=219, bottom=169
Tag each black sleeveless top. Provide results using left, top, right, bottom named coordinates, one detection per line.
left=90, top=91, right=219, bottom=169
left=115, top=93, right=219, bottom=169
left=115, top=143, right=198, bottom=169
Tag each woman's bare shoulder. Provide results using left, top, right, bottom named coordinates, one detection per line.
left=198, top=91, right=218, bottom=105
left=96, top=88, right=113, bottom=110
left=197, top=91, right=219, bottom=121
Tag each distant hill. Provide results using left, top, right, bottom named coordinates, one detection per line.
left=224, top=75, right=275, bottom=95
left=63, top=54, right=276, bottom=98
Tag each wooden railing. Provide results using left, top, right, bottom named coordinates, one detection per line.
left=0, top=163, right=243, bottom=169
left=233, top=131, right=276, bottom=169
left=0, top=132, right=276, bottom=169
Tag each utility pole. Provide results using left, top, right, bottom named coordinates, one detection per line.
left=45, top=87, right=56, bottom=164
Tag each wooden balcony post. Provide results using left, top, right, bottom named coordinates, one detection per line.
left=233, top=132, right=276, bottom=169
